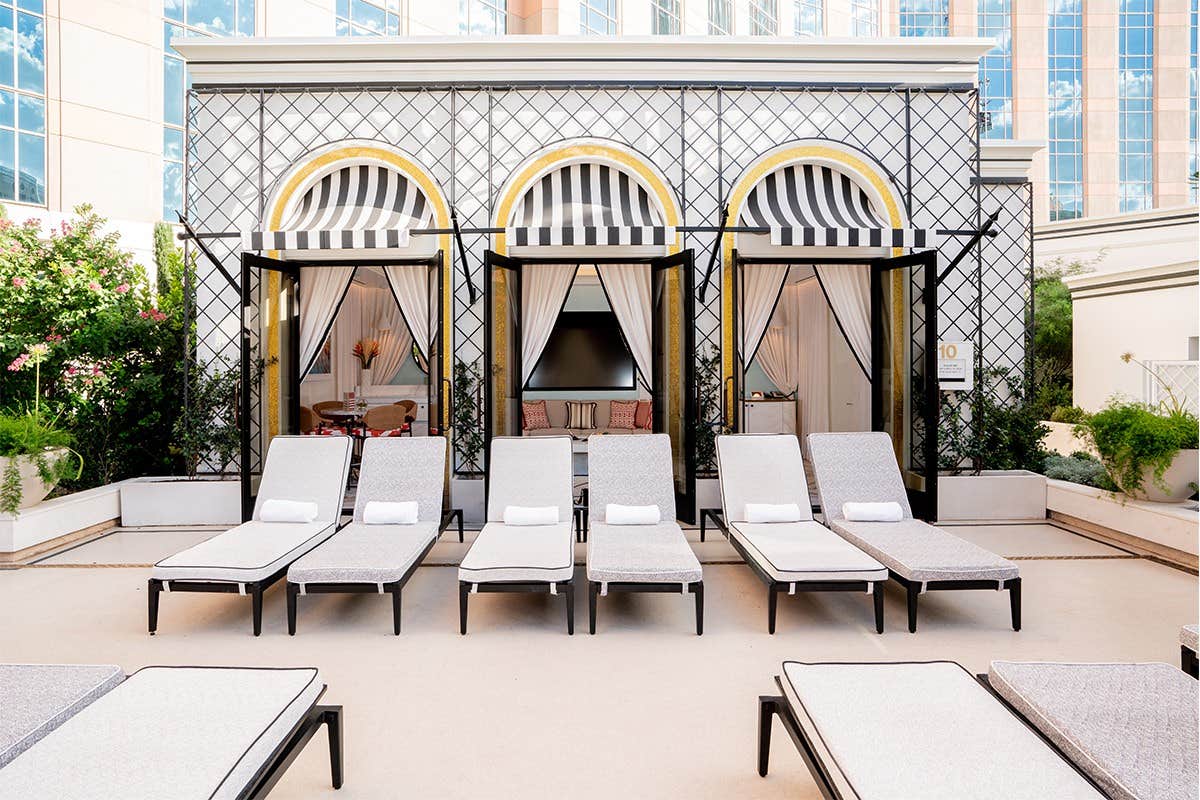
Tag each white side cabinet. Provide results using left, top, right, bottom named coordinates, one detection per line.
left=743, top=400, right=797, bottom=434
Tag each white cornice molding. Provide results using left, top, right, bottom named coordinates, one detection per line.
left=174, top=36, right=995, bottom=88
left=978, top=140, right=1043, bottom=181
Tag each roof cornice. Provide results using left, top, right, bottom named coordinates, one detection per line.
left=174, top=35, right=995, bottom=88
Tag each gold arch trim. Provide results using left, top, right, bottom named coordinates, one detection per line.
left=262, top=145, right=453, bottom=439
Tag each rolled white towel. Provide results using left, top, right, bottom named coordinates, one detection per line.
left=259, top=499, right=319, bottom=523
left=503, top=505, right=559, bottom=526
left=744, top=503, right=804, bottom=523
left=842, top=502, right=904, bottom=522
left=363, top=500, right=419, bottom=525
left=605, top=504, right=660, bottom=525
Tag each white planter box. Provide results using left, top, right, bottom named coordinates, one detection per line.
left=1047, top=478, right=1199, bottom=563
left=1042, top=420, right=1093, bottom=456
left=120, top=477, right=241, bottom=527
left=1, top=481, right=125, bottom=557
left=451, top=477, right=485, bottom=524
left=937, top=470, right=1047, bottom=522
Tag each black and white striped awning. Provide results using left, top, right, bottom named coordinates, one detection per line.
left=506, top=163, right=674, bottom=247
left=243, top=164, right=434, bottom=251
left=741, top=164, right=935, bottom=249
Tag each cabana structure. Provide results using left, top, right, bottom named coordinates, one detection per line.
left=174, top=38, right=1037, bottom=521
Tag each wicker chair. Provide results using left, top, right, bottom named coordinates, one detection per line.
left=299, top=406, right=317, bottom=434
left=312, top=401, right=343, bottom=423
left=364, top=404, right=411, bottom=435
left=393, top=400, right=418, bottom=422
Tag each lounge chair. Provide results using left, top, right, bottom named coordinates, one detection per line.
left=714, top=434, right=888, bottom=633
left=757, top=660, right=1107, bottom=799
left=1182, top=625, right=1198, bottom=677
left=585, top=434, right=702, bottom=635
left=807, top=431, right=1021, bottom=633
left=0, top=664, right=342, bottom=798
left=286, top=437, right=464, bottom=635
left=458, top=436, right=576, bottom=634
left=149, top=435, right=353, bottom=636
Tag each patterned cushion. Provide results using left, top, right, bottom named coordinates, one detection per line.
left=634, top=400, right=653, bottom=430
left=522, top=400, right=551, bottom=430
left=365, top=425, right=410, bottom=437
left=566, top=401, right=597, bottom=430
left=609, top=400, right=638, bottom=429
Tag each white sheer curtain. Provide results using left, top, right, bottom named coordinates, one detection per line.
left=756, top=280, right=830, bottom=445
left=814, top=264, right=871, bottom=376
left=363, top=285, right=412, bottom=384
left=521, top=264, right=577, bottom=384
left=739, top=263, right=790, bottom=364
left=596, top=263, right=653, bottom=388
left=299, top=266, right=356, bottom=378
left=757, top=324, right=797, bottom=395
left=383, top=264, right=435, bottom=360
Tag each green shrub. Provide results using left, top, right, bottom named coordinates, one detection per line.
left=939, top=368, right=1049, bottom=474
left=1075, top=400, right=1199, bottom=496
left=1049, top=405, right=1087, bottom=424
left=1042, top=452, right=1114, bottom=490
left=0, top=410, right=82, bottom=513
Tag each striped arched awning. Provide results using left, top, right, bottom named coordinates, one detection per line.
left=243, top=164, right=434, bottom=251
left=506, top=163, right=674, bottom=247
left=740, top=164, right=935, bottom=249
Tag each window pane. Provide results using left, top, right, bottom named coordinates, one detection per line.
left=17, top=0, right=43, bottom=11
left=17, top=130, right=42, bottom=203
left=237, top=0, right=254, bottom=35
left=163, top=159, right=183, bottom=220
left=186, top=0, right=236, bottom=34
left=351, top=0, right=387, bottom=33
left=0, top=128, right=14, bottom=200
left=163, top=56, right=185, bottom=128
left=0, top=10, right=12, bottom=88
left=16, top=11, right=43, bottom=94
left=164, top=21, right=186, bottom=55
left=17, top=93, right=41, bottom=133
left=163, top=127, right=184, bottom=162
left=337, top=0, right=350, bottom=18
left=0, top=89, right=12, bottom=128
left=165, top=0, right=184, bottom=22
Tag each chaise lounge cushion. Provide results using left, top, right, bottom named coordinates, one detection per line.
left=458, top=522, right=575, bottom=583
left=288, top=522, right=441, bottom=586
left=153, top=521, right=338, bottom=584
left=729, top=521, right=886, bottom=583
left=780, top=660, right=1105, bottom=800
left=0, top=664, right=124, bottom=769
left=587, top=523, right=701, bottom=584
left=828, top=518, right=1019, bottom=583
left=988, top=660, right=1199, bottom=800
left=1181, top=624, right=1198, bottom=653
left=0, top=666, right=324, bottom=800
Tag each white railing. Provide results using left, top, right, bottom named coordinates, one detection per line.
left=1144, top=360, right=1199, bottom=414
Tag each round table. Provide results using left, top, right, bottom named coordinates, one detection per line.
left=320, top=409, right=365, bottom=431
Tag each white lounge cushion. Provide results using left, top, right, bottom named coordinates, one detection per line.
left=152, top=521, right=338, bottom=584
left=1181, top=624, right=1198, bottom=653
left=0, top=664, right=124, bottom=769
left=251, top=435, right=353, bottom=524
left=0, top=666, right=323, bottom=800
left=730, top=521, right=886, bottom=583
left=587, top=522, right=701, bottom=584
left=989, top=661, right=1199, bottom=800
left=352, top=437, right=446, bottom=524
left=288, top=522, right=440, bottom=585
left=842, top=501, right=903, bottom=522
left=780, top=661, right=1106, bottom=800
left=715, top=434, right=813, bottom=523
left=458, top=522, right=574, bottom=584
left=745, top=503, right=804, bottom=523
left=503, top=505, right=559, bottom=526
left=829, top=518, right=1019, bottom=583
left=587, top=435, right=677, bottom=523
left=485, top=437, right=574, bottom=523
left=259, top=499, right=319, bottom=523
left=605, top=504, right=661, bottom=525
left=363, top=500, right=419, bottom=525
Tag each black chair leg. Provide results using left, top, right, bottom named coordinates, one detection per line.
left=873, top=582, right=885, bottom=634
left=456, top=510, right=464, bottom=543
left=147, top=579, right=161, bottom=635
left=251, top=587, right=264, bottom=637
left=391, top=586, right=402, bottom=635
left=588, top=581, right=598, bottom=634
left=564, top=582, right=575, bottom=635
left=767, top=585, right=778, bottom=635
left=757, top=696, right=778, bottom=777
left=694, top=582, right=704, bottom=635
left=323, top=706, right=344, bottom=789
left=286, top=583, right=298, bottom=636
left=906, top=582, right=919, bottom=633
left=1009, top=577, right=1022, bottom=631
left=458, top=581, right=469, bottom=635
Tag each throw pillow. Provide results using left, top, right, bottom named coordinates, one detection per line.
left=634, top=400, right=653, bottom=430
left=565, top=401, right=597, bottom=430
left=609, top=400, right=638, bottom=429
left=523, top=400, right=551, bottom=430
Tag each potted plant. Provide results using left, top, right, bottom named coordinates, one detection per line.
left=448, top=358, right=486, bottom=522
left=1073, top=357, right=1199, bottom=503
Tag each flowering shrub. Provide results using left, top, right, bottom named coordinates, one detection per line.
left=0, top=206, right=188, bottom=490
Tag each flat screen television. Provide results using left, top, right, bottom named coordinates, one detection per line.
left=526, top=311, right=636, bottom=390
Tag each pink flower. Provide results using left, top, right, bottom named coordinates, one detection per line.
left=60, top=265, right=75, bottom=277
left=59, top=221, right=72, bottom=235
left=7, top=354, right=28, bottom=371
left=11, top=276, right=26, bottom=287
left=114, top=283, right=130, bottom=294
left=88, top=281, right=101, bottom=291
left=23, top=218, right=40, bottom=229
left=98, top=268, right=108, bottom=276
left=44, top=334, right=62, bottom=342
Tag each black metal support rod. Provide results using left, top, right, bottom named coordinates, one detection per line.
left=697, top=204, right=729, bottom=304
left=936, top=207, right=1001, bottom=286
left=177, top=212, right=240, bottom=292
left=451, top=206, right=478, bottom=305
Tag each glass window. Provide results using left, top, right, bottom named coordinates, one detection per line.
left=978, top=0, right=1012, bottom=139
left=851, top=0, right=879, bottom=35
left=750, top=0, right=778, bottom=34
left=795, top=0, right=822, bottom=35
left=460, top=0, right=506, bottom=34
left=900, top=0, right=947, bottom=35
left=1047, top=0, right=1083, bottom=220
left=0, top=0, right=43, bottom=205
left=580, top=0, right=617, bottom=34
left=708, top=0, right=732, bottom=32
left=336, top=0, right=403, bottom=36
left=1119, top=0, right=1154, bottom=211
left=652, top=0, right=681, bottom=34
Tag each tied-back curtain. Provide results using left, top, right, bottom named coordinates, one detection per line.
left=596, top=263, right=653, bottom=389
left=383, top=264, right=433, bottom=360
left=300, top=267, right=357, bottom=378
left=739, top=263, right=790, bottom=366
left=758, top=325, right=797, bottom=396
left=363, top=285, right=412, bottom=384
left=521, top=264, right=577, bottom=384
left=794, top=279, right=830, bottom=443
left=814, top=264, right=871, bottom=377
